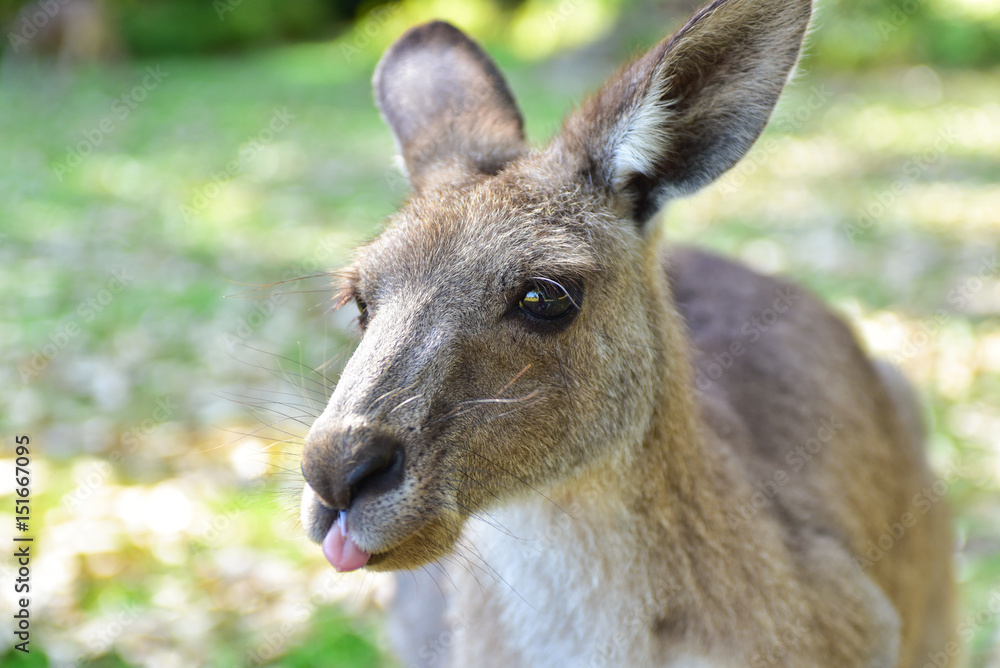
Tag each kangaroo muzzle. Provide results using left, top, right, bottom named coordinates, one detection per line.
left=301, top=425, right=406, bottom=571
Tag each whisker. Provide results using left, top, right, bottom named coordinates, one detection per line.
left=424, top=560, right=454, bottom=600
left=222, top=272, right=340, bottom=299
left=212, top=424, right=303, bottom=446
left=219, top=392, right=320, bottom=418
left=389, top=394, right=423, bottom=415
left=371, top=385, right=410, bottom=410
left=494, top=363, right=532, bottom=397
left=448, top=390, right=540, bottom=419
left=453, top=535, right=537, bottom=612
left=445, top=440, right=571, bottom=520
left=437, top=551, right=488, bottom=601
left=238, top=343, right=338, bottom=393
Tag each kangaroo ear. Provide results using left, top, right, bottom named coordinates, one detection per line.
left=374, top=21, right=526, bottom=191
left=557, top=0, right=811, bottom=225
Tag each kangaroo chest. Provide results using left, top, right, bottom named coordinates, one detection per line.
left=446, top=505, right=730, bottom=668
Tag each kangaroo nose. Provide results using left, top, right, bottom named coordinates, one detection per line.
left=302, top=430, right=406, bottom=511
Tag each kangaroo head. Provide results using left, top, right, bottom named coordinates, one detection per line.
left=301, top=0, right=811, bottom=572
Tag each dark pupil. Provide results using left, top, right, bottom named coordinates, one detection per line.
left=521, top=286, right=571, bottom=319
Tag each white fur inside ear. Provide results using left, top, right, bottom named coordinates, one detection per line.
left=610, top=78, right=674, bottom=187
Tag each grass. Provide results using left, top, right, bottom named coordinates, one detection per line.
left=1, top=24, right=998, bottom=668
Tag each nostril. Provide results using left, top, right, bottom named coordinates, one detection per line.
left=345, top=435, right=405, bottom=505
left=302, top=430, right=407, bottom=512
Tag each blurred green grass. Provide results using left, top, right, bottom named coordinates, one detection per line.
left=2, top=7, right=1000, bottom=668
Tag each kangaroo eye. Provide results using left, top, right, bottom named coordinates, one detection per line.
left=355, top=296, right=369, bottom=325
left=519, top=281, right=575, bottom=320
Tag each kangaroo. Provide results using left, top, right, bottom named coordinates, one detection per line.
left=298, top=0, right=957, bottom=665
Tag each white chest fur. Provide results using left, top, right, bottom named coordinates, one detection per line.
left=446, top=499, right=728, bottom=668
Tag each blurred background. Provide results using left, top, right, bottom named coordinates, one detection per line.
left=1, top=0, right=998, bottom=665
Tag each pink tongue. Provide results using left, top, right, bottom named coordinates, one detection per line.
left=322, top=513, right=370, bottom=572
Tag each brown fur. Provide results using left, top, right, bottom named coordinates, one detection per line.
left=299, top=0, right=956, bottom=665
